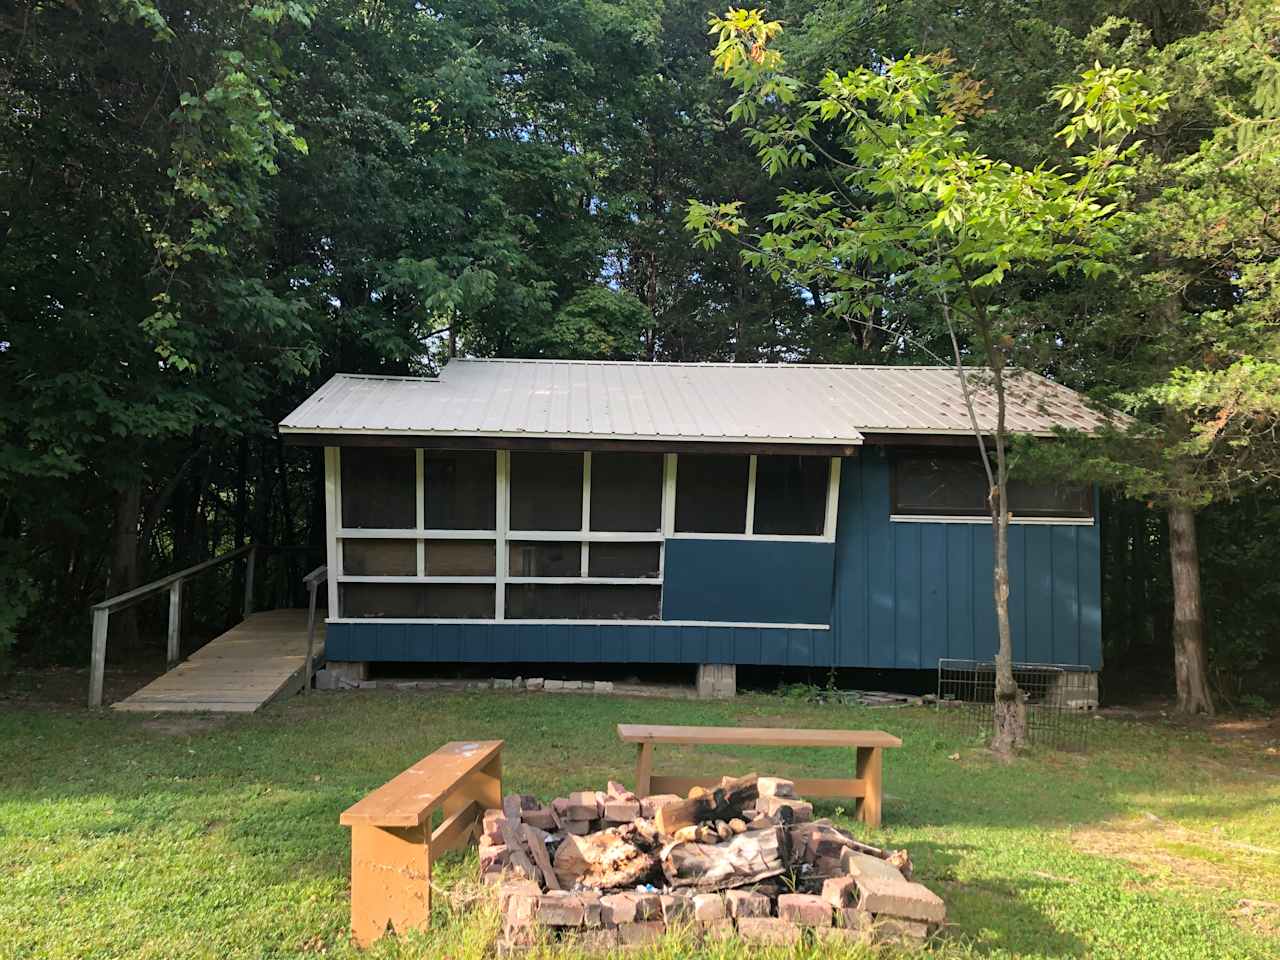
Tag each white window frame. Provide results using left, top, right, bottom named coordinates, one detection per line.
left=668, top=454, right=841, bottom=543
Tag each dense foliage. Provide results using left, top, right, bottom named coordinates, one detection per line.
left=1, top=0, right=1275, bottom=703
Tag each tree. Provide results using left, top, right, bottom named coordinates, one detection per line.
left=687, top=9, right=1163, bottom=751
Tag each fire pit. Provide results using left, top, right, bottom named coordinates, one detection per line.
left=479, top=774, right=945, bottom=951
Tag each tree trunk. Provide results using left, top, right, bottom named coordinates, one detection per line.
left=1167, top=505, right=1214, bottom=715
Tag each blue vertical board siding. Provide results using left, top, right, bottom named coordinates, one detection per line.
left=325, top=448, right=1101, bottom=670
left=660, top=538, right=835, bottom=624
left=826, top=450, right=1101, bottom=669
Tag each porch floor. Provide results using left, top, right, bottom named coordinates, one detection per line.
left=112, top=609, right=325, bottom=713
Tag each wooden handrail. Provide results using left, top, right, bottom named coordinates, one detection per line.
left=302, top=564, right=328, bottom=693
left=88, top=543, right=262, bottom=708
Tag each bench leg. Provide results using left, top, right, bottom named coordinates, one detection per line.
left=854, top=746, right=883, bottom=828
left=635, top=742, right=654, bottom=797
left=350, top=823, right=431, bottom=947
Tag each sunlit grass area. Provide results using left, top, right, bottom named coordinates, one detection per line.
left=1, top=691, right=1277, bottom=959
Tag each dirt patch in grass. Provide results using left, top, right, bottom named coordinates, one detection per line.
left=1073, top=815, right=1280, bottom=936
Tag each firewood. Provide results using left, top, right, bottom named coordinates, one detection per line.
left=654, top=774, right=759, bottom=835
left=661, top=826, right=785, bottom=892
left=523, top=824, right=561, bottom=890
left=551, top=825, right=660, bottom=891
left=497, top=814, right=541, bottom=883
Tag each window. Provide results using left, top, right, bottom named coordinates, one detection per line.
left=590, top=452, right=663, bottom=531
left=341, top=448, right=415, bottom=528
left=425, top=451, right=495, bottom=529
left=675, top=455, right=749, bottom=533
left=892, top=455, right=1092, bottom=520
left=510, top=452, right=583, bottom=531
left=753, top=456, right=829, bottom=536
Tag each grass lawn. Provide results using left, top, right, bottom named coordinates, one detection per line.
left=1, top=689, right=1277, bottom=959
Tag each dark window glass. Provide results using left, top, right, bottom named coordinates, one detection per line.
left=753, top=456, right=829, bottom=535
left=1008, top=480, right=1093, bottom=518
left=510, top=452, right=583, bottom=531
left=505, top=584, right=660, bottom=619
left=342, top=540, right=417, bottom=576
left=590, top=453, right=663, bottom=531
left=425, top=451, right=495, bottom=529
left=508, top=541, right=581, bottom=577
left=425, top=540, right=495, bottom=576
left=893, top=455, right=1092, bottom=518
left=341, top=583, right=422, bottom=618
left=340, top=448, right=416, bottom=528
left=675, top=454, right=748, bottom=533
left=588, top=542, right=661, bottom=578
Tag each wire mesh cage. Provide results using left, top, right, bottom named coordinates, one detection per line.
left=936, top=658, right=1097, bottom=751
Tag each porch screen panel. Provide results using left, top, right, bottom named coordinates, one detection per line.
left=341, top=448, right=416, bottom=528
left=508, top=541, right=581, bottom=577
left=590, top=452, right=663, bottom=531
left=424, top=450, right=496, bottom=529
left=509, top=452, right=583, bottom=531
left=506, top=584, right=660, bottom=619
left=588, top=543, right=661, bottom=578
left=425, top=540, right=496, bottom=576
left=343, top=539, right=417, bottom=576
left=753, top=455, right=828, bottom=535
left=341, top=583, right=422, bottom=617
left=675, top=454, right=749, bottom=533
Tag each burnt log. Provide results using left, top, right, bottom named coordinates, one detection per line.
left=654, top=774, right=759, bottom=835
left=661, top=826, right=785, bottom=891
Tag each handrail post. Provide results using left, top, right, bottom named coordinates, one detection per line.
left=89, top=607, right=109, bottom=708
left=166, top=579, right=183, bottom=668
left=242, top=544, right=257, bottom=619
left=304, top=579, right=319, bottom=695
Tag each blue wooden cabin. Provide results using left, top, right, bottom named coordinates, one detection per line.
left=280, top=360, right=1106, bottom=692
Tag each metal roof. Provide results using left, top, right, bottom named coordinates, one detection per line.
left=278, top=359, right=1114, bottom=444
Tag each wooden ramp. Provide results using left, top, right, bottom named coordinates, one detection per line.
left=113, top=609, right=325, bottom=713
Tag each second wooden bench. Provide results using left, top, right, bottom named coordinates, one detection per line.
left=617, top=723, right=901, bottom=827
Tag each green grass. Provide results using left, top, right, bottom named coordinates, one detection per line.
left=1, top=691, right=1277, bottom=959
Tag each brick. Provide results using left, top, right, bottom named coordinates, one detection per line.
left=544, top=679, right=564, bottom=691
left=560, top=819, right=591, bottom=835
left=505, top=890, right=540, bottom=924
left=692, top=893, right=726, bottom=923
left=600, top=892, right=661, bottom=924
left=536, top=893, right=585, bottom=927
left=526, top=678, right=544, bottom=691
left=777, top=893, right=832, bottom=927
left=520, top=807, right=557, bottom=831
left=723, top=889, right=772, bottom=919
left=594, top=680, right=614, bottom=693
left=816, top=924, right=870, bottom=946
left=757, top=795, right=813, bottom=821
left=841, top=849, right=907, bottom=883
left=578, top=892, right=603, bottom=927
left=617, top=920, right=665, bottom=945
left=822, top=875, right=857, bottom=907
left=757, top=776, right=797, bottom=798
left=836, top=907, right=872, bottom=931
left=479, top=843, right=509, bottom=872
left=606, top=780, right=634, bottom=799
left=482, top=809, right=508, bottom=842
left=603, top=799, right=640, bottom=822
left=660, top=893, right=694, bottom=925
left=699, top=918, right=736, bottom=941
left=562, top=680, right=582, bottom=690
left=853, top=876, right=946, bottom=924
left=568, top=791, right=603, bottom=818
left=565, top=927, right=618, bottom=951
left=497, top=879, right=542, bottom=912
left=873, top=917, right=931, bottom=944
left=735, top=917, right=800, bottom=945
left=639, top=794, right=681, bottom=819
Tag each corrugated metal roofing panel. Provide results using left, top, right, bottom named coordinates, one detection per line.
left=279, top=359, right=1117, bottom=443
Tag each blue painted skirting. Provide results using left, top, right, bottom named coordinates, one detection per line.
left=325, top=621, right=833, bottom=666
left=661, top=538, right=835, bottom=624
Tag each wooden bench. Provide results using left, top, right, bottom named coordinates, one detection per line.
left=617, top=724, right=901, bottom=828
left=339, top=740, right=502, bottom=946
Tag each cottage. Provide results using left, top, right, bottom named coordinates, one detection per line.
left=279, top=360, right=1108, bottom=695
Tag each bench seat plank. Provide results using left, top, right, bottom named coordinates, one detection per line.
left=340, top=740, right=502, bottom=828
left=617, top=724, right=902, bottom=749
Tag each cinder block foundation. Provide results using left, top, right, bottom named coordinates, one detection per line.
left=697, top=663, right=737, bottom=699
